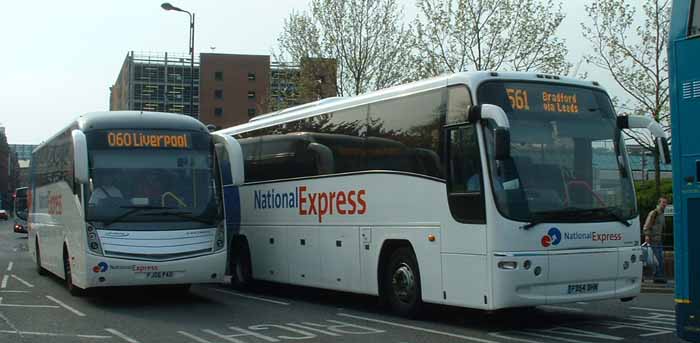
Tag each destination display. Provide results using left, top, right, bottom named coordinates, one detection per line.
left=505, top=86, right=580, bottom=114
left=105, top=131, right=191, bottom=149
left=478, top=82, right=603, bottom=116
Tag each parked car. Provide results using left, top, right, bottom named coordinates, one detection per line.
left=0, top=209, right=8, bottom=220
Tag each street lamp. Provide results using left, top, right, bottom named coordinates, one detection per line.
left=161, top=2, right=197, bottom=119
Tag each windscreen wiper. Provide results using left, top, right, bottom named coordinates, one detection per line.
left=589, top=207, right=632, bottom=227
left=145, top=210, right=216, bottom=226
left=521, top=207, right=586, bottom=230
left=103, top=205, right=175, bottom=227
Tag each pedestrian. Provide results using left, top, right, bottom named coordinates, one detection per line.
left=643, top=196, right=668, bottom=283
left=641, top=235, right=657, bottom=281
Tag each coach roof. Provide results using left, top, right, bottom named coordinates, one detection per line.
left=77, top=111, right=209, bottom=133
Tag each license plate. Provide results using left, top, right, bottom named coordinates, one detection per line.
left=567, top=283, right=599, bottom=294
left=146, top=271, right=174, bottom=279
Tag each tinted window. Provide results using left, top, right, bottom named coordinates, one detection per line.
left=235, top=89, right=447, bottom=183
left=447, top=124, right=485, bottom=223
left=32, top=129, right=74, bottom=190
left=367, top=90, right=445, bottom=178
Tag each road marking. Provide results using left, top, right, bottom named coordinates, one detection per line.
left=209, top=288, right=290, bottom=306
left=0, top=329, right=111, bottom=339
left=6, top=263, right=12, bottom=272
left=539, top=305, right=585, bottom=312
left=0, top=291, right=29, bottom=293
left=0, top=303, right=59, bottom=308
left=10, top=275, right=33, bottom=288
left=630, top=307, right=675, bottom=313
left=105, top=328, right=140, bottom=343
left=46, top=296, right=86, bottom=317
left=576, top=302, right=588, bottom=305
left=337, top=313, right=501, bottom=343
left=0, top=310, right=21, bottom=338
left=178, top=331, right=214, bottom=343
left=0, top=275, right=7, bottom=289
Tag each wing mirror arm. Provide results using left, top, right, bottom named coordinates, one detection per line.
left=212, top=133, right=245, bottom=186
left=469, top=104, right=511, bottom=160
left=617, top=116, right=670, bottom=164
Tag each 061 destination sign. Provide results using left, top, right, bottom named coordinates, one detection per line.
left=505, top=87, right=580, bottom=114
left=107, top=131, right=191, bottom=149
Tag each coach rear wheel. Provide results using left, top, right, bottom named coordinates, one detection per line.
left=63, top=250, right=84, bottom=297
left=35, top=241, right=47, bottom=276
left=382, top=247, right=423, bottom=318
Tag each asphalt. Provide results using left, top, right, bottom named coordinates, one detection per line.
left=0, top=218, right=685, bottom=343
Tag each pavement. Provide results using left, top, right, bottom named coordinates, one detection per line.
left=0, top=219, right=685, bottom=343
left=643, top=279, right=676, bottom=294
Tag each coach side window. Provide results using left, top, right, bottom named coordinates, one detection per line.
left=445, top=85, right=484, bottom=223
left=447, top=125, right=486, bottom=223
left=367, top=89, right=445, bottom=179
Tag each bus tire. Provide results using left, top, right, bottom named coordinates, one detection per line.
left=35, top=241, right=47, bottom=276
left=382, top=247, right=423, bottom=318
left=230, top=239, right=253, bottom=290
left=63, top=249, right=84, bottom=297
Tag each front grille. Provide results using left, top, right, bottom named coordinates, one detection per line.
left=104, top=248, right=212, bottom=261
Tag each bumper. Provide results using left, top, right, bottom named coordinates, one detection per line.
left=491, top=247, right=642, bottom=309
left=80, top=250, right=227, bottom=289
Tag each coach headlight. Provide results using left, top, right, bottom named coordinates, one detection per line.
left=86, top=223, right=103, bottom=255
left=214, top=222, right=226, bottom=252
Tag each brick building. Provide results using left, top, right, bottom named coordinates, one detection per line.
left=110, top=51, right=337, bottom=130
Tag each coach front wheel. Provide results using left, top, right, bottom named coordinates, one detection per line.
left=35, top=241, right=47, bottom=276
left=230, top=240, right=254, bottom=290
left=63, top=249, right=84, bottom=297
left=382, top=247, right=423, bottom=318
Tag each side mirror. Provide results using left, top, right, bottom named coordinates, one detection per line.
left=494, top=128, right=511, bottom=160
left=307, top=142, right=335, bottom=175
left=212, top=133, right=245, bottom=186
left=72, top=130, right=89, bottom=184
left=658, top=137, right=671, bottom=164
left=469, top=104, right=512, bottom=161
left=617, top=115, right=670, bottom=164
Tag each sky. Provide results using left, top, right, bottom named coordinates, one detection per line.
left=0, top=0, right=612, bottom=144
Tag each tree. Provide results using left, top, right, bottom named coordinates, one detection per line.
left=276, top=0, right=415, bottom=96
left=412, top=0, right=571, bottom=77
left=582, top=0, right=671, bottom=198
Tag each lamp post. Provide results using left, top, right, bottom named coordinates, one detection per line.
left=161, top=3, right=196, bottom=119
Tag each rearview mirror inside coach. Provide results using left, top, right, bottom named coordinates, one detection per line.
left=72, top=130, right=89, bottom=184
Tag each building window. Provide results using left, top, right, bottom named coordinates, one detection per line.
left=215, top=89, right=223, bottom=99
left=248, top=72, right=256, bottom=81
left=248, top=91, right=256, bottom=99
left=248, top=108, right=256, bottom=117
left=214, top=107, right=223, bottom=117
left=215, top=71, right=223, bottom=81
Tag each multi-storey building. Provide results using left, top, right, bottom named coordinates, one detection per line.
left=110, top=52, right=337, bottom=129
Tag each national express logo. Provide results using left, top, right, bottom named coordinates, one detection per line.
left=92, top=262, right=109, bottom=273
left=541, top=227, right=623, bottom=247
left=541, top=227, right=562, bottom=247
left=254, top=186, right=367, bottom=223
